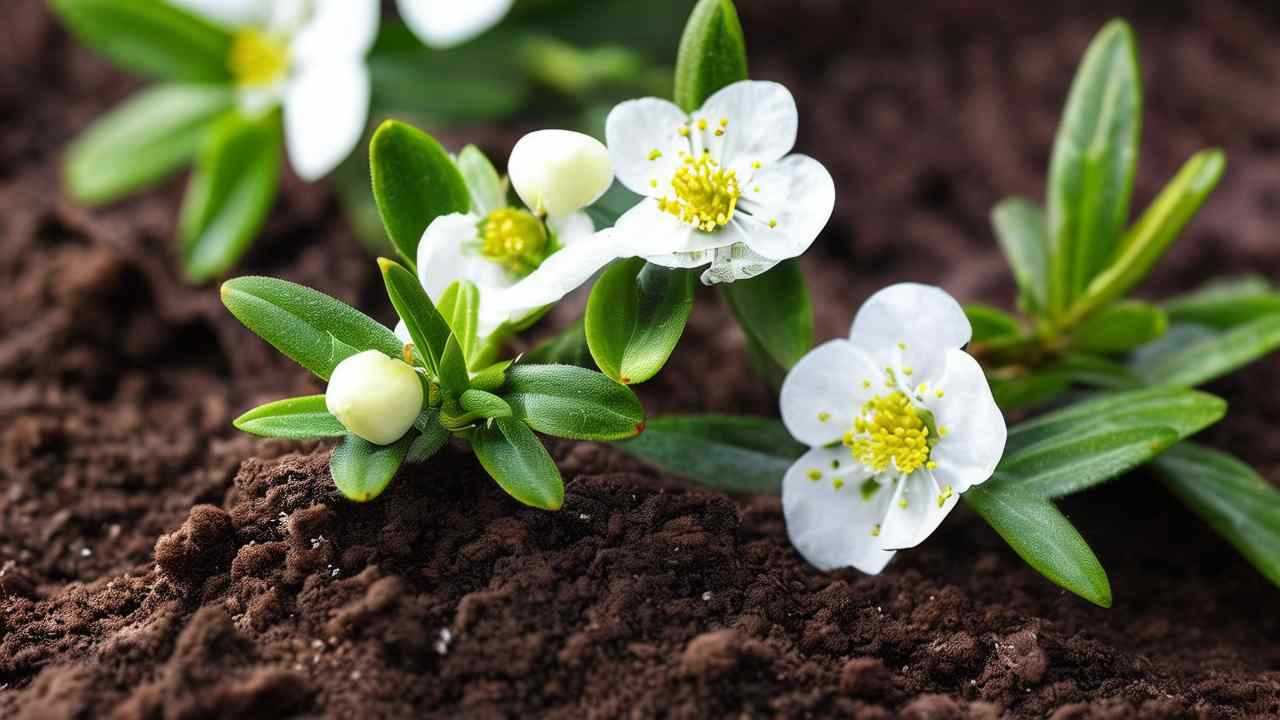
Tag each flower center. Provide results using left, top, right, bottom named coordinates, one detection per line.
left=479, top=208, right=549, bottom=277
left=657, top=151, right=741, bottom=232
left=843, top=391, right=936, bottom=475
left=229, top=29, right=290, bottom=87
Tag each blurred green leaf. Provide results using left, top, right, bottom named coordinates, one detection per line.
left=233, top=395, right=346, bottom=439
left=457, top=145, right=506, bottom=215
left=618, top=415, right=804, bottom=494
left=991, top=198, right=1049, bottom=315
left=502, top=364, right=644, bottom=441
left=369, top=120, right=471, bottom=265
left=966, top=304, right=1022, bottom=343
left=1132, top=315, right=1280, bottom=389
left=721, top=259, right=814, bottom=374
left=525, top=318, right=594, bottom=369
left=1071, top=300, right=1167, bottom=353
left=673, top=0, right=748, bottom=111
left=471, top=417, right=564, bottom=510
left=331, top=433, right=411, bottom=502
left=1164, top=276, right=1280, bottom=329
left=379, top=258, right=450, bottom=376
left=990, top=372, right=1072, bottom=412
left=586, top=259, right=695, bottom=385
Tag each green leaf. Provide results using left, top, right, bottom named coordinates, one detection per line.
left=1132, top=315, right=1280, bottom=389
left=233, top=395, right=346, bottom=439
left=990, top=372, right=1072, bottom=413
left=437, top=334, right=471, bottom=402
left=721, top=259, right=814, bottom=371
left=991, top=197, right=1049, bottom=315
left=330, top=434, right=412, bottom=502
left=220, top=276, right=403, bottom=380
left=1155, top=443, right=1280, bottom=589
left=379, top=258, right=450, bottom=376
left=64, top=85, right=233, bottom=205
left=179, top=110, right=282, bottom=283
left=1046, top=19, right=1142, bottom=316
left=1067, top=149, right=1225, bottom=325
left=525, top=318, right=595, bottom=369
left=471, top=417, right=564, bottom=510
left=456, top=145, right=506, bottom=215
left=437, top=280, right=481, bottom=365
left=470, top=360, right=512, bottom=393
left=501, top=364, right=644, bottom=441
left=51, top=0, right=233, bottom=83
left=1052, top=353, right=1139, bottom=390
left=1071, top=300, right=1167, bottom=353
left=618, top=415, right=804, bottom=494
left=406, top=409, right=450, bottom=463
left=965, top=485, right=1112, bottom=607
left=965, top=304, right=1022, bottom=344
left=584, top=182, right=642, bottom=228
left=369, top=120, right=471, bottom=265
left=586, top=259, right=695, bottom=384
left=1164, top=276, right=1280, bottom=330
left=673, top=0, right=748, bottom=112
left=459, top=389, right=513, bottom=419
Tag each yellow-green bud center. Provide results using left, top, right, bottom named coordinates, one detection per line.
left=843, top=391, right=936, bottom=476
left=479, top=208, right=549, bottom=276
left=657, top=151, right=741, bottom=232
left=229, top=29, right=290, bottom=88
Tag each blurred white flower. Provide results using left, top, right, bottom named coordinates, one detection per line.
left=605, top=80, right=835, bottom=285
left=779, top=283, right=1007, bottom=574
left=326, top=350, right=424, bottom=445
left=395, top=0, right=513, bottom=49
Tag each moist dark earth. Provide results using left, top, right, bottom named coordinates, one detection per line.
left=3, top=1, right=1280, bottom=717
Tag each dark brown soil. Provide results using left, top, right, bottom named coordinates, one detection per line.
left=2, top=0, right=1279, bottom=717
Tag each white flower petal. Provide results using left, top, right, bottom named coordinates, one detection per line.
left=783, top=447, right=894, bottom=573
left=849, top=283, right=972, bottom=384
left=698, top=244, right=778, bottom=285
left=416, top=213, right=512, bottom=300
left=508, top=130, right=613, bottom=217
left=699, top=80, right=797, bottom=174
left=394, top=319, right=411, bottom=345
left=615, top=199, right=703, bottom=257
left=488, top=228, right=624, bottom=316
left=605, top=98, right=690, bottom=197
left=877, top=471, right=960, bottom=551
left=283, top=61, right=370, bottom=181
left=781, top=339, right=880, bottom=447
left=547, top=211, right=595, bottom=248
left=289, top=0, right=379, bottom=64
left=733, top=154, right=834, bottom=261
left=168, top=0, right=267, bottom=28
left=396, top=0, right=512, bottom=48
left=927, top=349, right=1006, bottom=491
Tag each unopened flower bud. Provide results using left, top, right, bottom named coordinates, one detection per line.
left=325, top=350, right=423, bottom=445
left=508, top=129, right=613, bottom=217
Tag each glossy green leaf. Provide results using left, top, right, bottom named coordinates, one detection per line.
left=233, top=395, right=346, bottom=439
left=965, top=485, right=1112, bottom=607
left=459, top=389, right=513, bottom=419
left=369, top=120, right=471, bottom=265
left=379, top=258, right=449, bottom=375
left=65, top=85, right=233, bottom=205
left=721, top=259, right=814, bottom=371
left=586, top=259, right=695, bottom=385
left=437, top=280, right=481, bottom=365
left=991, top=197, right=1049, bottom=314
left=1068, top=149, right=1225, bottom=325
left=471, top=417, right=564, bottom=510
left=51, top=0, right=232, bottom=83
left=406, top=409, right=450, bottom=463
left=330, top=433, right=412, bottom=502
left=966, top=304, right=1022, bottom=344
left=457, top=145, right=506, bottom=215
left=1156, top=443, right=1280, bottom=588
left=618, top=415, right=804, bottom=494
left=1164, top=276, right=1280, bottom=330
left=1071, top=300, right=1167, bottom=353
left=179, top=111, right=281, bottom=283
left=1132, top=315, right=1280, bottom=389
left=673, top=0, right=748, bottom=111
left=1046, top=19, right=1141, bottom=316
left=220, top=276, right=403, bottom=380
left=502, top=364, right=644, bottom=441
left=437, top=334, right=471, bottom=402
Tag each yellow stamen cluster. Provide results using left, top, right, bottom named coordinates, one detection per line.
left=479, top=208, right=548, bottom=276
left=844, top=391, right=934, bottom=475
left=229, top=29, right=290, bottom=88
left=657, top=152, right=741, bottom=232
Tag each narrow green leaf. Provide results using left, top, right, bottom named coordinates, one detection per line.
left=1164, top=276, right=1280, bottom=329
left=585, top=259, right=695, bottom=384
left=991, top=197, right=1049, bottom=314
left=502, top=364, right=644, bottom=441
left=1068, top=149, right=1225, bottom=325
left=51, top=0, right=233, bottom=83
left=437, top=334, right=471, bottom=401
left=437, top=280, right=481, bottom=365
left=65, top=85, right=233, bottom=205
left=379, top=257, right=449, bottom=376
left=1156, top=443, right=1280, bottom=588
left=965, top=304, right=1022, bottom=344
left=721, top=259, right=814, bottom=371
left=179, top=110, right=281, bottom=283
left=618, top=415, right=804, bottom=494
left=1133, top=315, right=1280, bottom=389
left=1047, top=19, right=1142, bottom=315
left=471, top=417, right=564, bottom=510
left=456, top=145, right=506, bottom=215
left=965, top=485, right=1112, bottom=607
left=233, top=395, right=346, bottom=439
left=406, top=409, right=450, bottom=464
left=220, top=276, right=403, bottom=380
left=1071, top=300, right=1167, bottom=353
left=673, top=0, right=748, bottom=112
left=330, top=434, right=411, bottom=502
left=460, top=389, right=513, bottom=419
left=369, top=120, right=471, bottom=265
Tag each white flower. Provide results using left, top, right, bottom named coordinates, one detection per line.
left=398, top=132, right=615, bottom=343
left=170, top=0, right=378, bottom=181
left=326, top=350, right=424, bottom=445
left=779, top=283, right=1007, bottom=574
left=396, top=0, right=513, bottom=49
left=605, top=80, right=835, bottom=285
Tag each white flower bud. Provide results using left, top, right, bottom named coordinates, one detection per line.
left=325, top=350, right=424, bottom=445
left=508, top=129, right=613, bottom=217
